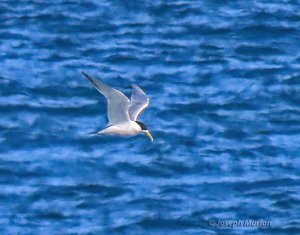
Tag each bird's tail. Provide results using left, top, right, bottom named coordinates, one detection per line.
left=88, top=130, right=99, bottom=135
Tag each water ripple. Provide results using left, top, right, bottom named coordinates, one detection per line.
left=1, top=0, right=300, bottom=234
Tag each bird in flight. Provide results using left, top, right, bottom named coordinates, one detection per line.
left=82, top=72, right=153, bottom=142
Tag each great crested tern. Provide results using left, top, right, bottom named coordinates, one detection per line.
left=82, top=72, right=153, bottom=142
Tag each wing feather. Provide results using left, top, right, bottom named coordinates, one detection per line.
left=82, top=72, right=130, bottom=126
left=128, top=84, right=149, bottom=121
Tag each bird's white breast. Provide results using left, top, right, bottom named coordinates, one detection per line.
left=99, top=121, right=141, bottom=136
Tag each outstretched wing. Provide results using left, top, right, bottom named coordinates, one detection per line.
left=82, top=72, right=130, bottom=126
left=128, top=84, right=149, bottom=121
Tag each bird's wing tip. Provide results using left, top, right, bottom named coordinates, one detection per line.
left=81, top=72, right=95, bottom=82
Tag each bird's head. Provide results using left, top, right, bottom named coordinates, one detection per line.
left=136, top=121, right=153, bottom=142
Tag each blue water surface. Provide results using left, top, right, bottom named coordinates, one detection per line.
left=1, top=0, right=300, bottom=234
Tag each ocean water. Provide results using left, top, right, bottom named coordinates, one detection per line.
left=1, top=0, right=300, bottom=234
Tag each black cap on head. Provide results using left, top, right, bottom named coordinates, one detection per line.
left=136, top=121, right=148, bottom=130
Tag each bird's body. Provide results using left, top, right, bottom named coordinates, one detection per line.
left=82, top=72, right=153, bottom=142
left=98, top=121, right=142, bottom=136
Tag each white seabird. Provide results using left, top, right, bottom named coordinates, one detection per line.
left=82, top=72, right=153, bottom=142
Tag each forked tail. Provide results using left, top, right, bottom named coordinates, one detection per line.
left=88, top=130, right=99, bottom=135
